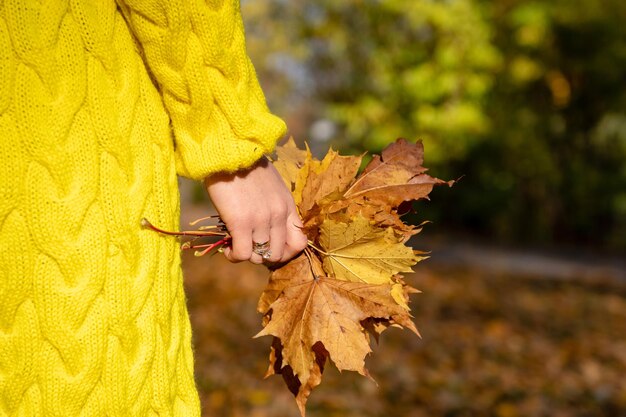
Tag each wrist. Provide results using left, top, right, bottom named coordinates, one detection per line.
left=203, top=155, right=269, bottom=186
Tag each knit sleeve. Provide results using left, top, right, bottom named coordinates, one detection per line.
left=117, top=0, right=287, bottom=180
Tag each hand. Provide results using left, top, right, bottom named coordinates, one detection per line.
left=204, top=157, right=308, bottom=264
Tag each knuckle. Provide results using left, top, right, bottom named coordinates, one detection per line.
left=288, top=212, right=304, bottom=229
left=230, top=251, right=250, bottom=262
left=270, top=203, right=288, bottom=221
left=281, top=249, right=298, bottom=263
left=270, top=247, right=284, bottom=262
left=294, top=239, right=308, bottom=253
left=253, top=209, right=271, bottom=226
left=231, top=241, right=252, bottom=261
left=281, top=238, right=307, bottom=262
left=225, top=220, right=250, bottom=236
left=249, top=255, right=264, bottom=265
left=224, top=252, right=242, bottom=264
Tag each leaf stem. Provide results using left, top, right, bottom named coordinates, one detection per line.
left=141, top=218, right=227, bottom=238
left=191, top=237, right=231, bottom=256
left=189, top=215, right=221, bottom=226
left=307, top=240, right=329, bottom=256
left=303, top=247, right=323, bottom=280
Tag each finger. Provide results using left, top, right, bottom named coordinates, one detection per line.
left=227, top=227, right=253, bottom=262
left=283, top=211, right=308, bottom=261
left=221, top=246, right=241, bottom=263
left=251, top=220, right=271, bottom=265
left=267, top=201, right=288, bottom=263
left=269, top=220, right=287, bottom=263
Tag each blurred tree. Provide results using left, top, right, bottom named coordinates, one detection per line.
left=244, top=0, right=501, bottom=162
left=242, top=0, right=626, bottom=249
left=453, top=0, right=626, bottom=247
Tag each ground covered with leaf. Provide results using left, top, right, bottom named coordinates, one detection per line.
left=182, top=250, right=626, bottom=417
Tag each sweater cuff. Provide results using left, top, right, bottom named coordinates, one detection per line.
left=174, top=110, right=286, bottom=180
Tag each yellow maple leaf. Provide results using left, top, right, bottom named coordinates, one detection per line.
left=273, top=137, right=308, bottom=190
left=317, top=215, right=427, bottom=284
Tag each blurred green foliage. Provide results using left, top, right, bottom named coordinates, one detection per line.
left=242, top=0, right=626, bottom=249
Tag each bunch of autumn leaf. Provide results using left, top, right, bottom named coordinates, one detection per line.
left=142, top=138, right=451, bottom=415
left=255, top=138, right=452, bottom=415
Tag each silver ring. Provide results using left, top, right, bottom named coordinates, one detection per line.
left=252, top=240, right=270, bottom=257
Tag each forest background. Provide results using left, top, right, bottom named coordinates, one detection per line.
left=238, top=0, right=626, bottom=250
left=179, top=1, right=626, bottom=416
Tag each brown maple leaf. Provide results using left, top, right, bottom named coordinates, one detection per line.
left=294, top=139, right=451, bottom=242
left=294, top=148, right=362, bottom=221
left=264, top=337, right=328, bottom=417
left=342, top=198, right=422, bottom=239
left=303, top=194, right=423, bottom=243
left=255, top=252, right=418, bottom=415
left=343, top=138, right=453, bottom=207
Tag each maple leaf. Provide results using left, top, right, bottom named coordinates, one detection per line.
left=317, top=215, right=427, bottom=285
left=294, top=148, right=362, bottom=220
left=264, top=337, right=328, bottom=417
left=341, top=198, right=425, bottom=240
left=255, top=253, right=418, bottom=415
left=284, top=139, right=451, bottom=243
left=343, top=138, right=453, bottom=207
left=272, top=137, right=308, bottom=191
left=255, top=138, right=451, bottom=415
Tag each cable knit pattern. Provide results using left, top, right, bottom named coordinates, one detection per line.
left=118, top=0, right=287, bottom=179
left=0, top=0, right=285, bottom=415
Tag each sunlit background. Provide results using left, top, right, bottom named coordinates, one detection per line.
left=180, top=1, right=626, bottom=415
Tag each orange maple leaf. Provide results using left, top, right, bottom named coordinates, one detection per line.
left=255, top=253, right=418, bottom=416
left=343, top=138, right=453, bottom=207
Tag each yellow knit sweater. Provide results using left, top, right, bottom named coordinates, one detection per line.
left=0, top=0, right=286, bottom=415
